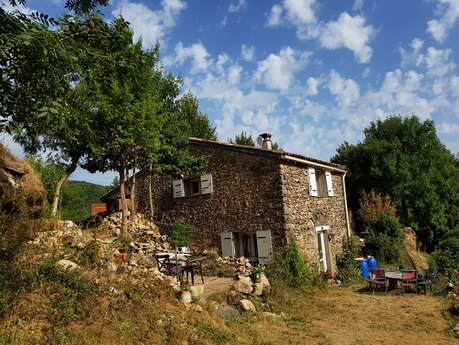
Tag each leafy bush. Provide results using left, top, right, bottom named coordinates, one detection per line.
left=78, top=240, right=103, bottom=269
left=336, top=236, right=362, bottom=283
left=170, top=218, right=193, bottom=248
left=265, top=237, right=313, bottom=289
left=430, top=228, right=459, bottom=280
left=358, top=191, right=397, bottom=228
left=363, top=214, right=404, bottom=264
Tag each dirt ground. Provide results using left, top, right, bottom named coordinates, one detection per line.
left=230, top=285, right=459, bottom=345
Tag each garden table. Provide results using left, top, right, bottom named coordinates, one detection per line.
left=385, top=271, right=402, bottom=290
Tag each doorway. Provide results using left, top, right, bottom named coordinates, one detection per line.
left=315, top=225, right=331, bottom=273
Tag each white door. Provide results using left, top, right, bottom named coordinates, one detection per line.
left=315, top=226, right=330, bottom=273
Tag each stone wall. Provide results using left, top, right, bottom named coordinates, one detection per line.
left=280, top=163, right=348, bottom=274
left=132, top=145, right=287, bottom=249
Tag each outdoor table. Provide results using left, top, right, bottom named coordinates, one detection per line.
left=385, top=271, right=402, bottom=290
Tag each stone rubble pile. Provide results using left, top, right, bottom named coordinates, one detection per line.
left=227, top=273, right=271, bottom=312
left=216, top=256, right=252, bottom=277
left=101, top=212, right=171, bottom=254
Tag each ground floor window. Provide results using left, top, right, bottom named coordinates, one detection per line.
left=220, top=230, right=273, bottom=264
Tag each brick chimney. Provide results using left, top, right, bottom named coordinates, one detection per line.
left=259, top=133, right=272, bottom=150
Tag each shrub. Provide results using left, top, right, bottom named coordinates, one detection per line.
left=358, top=191, right=397, bottom=228
left=170, top=218, right=193, bottom=248
left=430, top=228, right=459, bottom=280
left=336, top=236, right=362, bottom=283
left=363, top=214, right=404, bottom=264
left=265, top=236, right=313, bottom=289
left=78, top=240, right=103, bottom=269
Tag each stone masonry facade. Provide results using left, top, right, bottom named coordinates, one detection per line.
left=102, top=139, right=349, bottom=274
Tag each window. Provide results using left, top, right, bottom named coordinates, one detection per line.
left=184, top=178, right=201, bottom=197
left=172, top=174, right=214, bottom=198
left=308, top=168, right=334, bottom=197
left=316, top=170, right=328, bottom=197
left=220, top=230, right=273, bottom=264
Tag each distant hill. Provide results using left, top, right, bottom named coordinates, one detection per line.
left=61, top=181, right=111, bottom=222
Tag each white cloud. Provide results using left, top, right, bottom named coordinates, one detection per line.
left=241, top=44, right=255, bottom=61
left=353, top=0, right=365, bottom=12
left=112, top=0, right=186, bottom=47
left=173, top=42, right=211, bottom=73
left=228, top=0, right=246, bottom=13
left=283, top=0, right=317, bottom=25
left=306, top=77, right=321, bottom=96
left=423, top=47, right=456, bottom=77
left=254, top=47, right=310, bottom=90
left=328, top=70, right=360, bottom=107
left=266, top=0, right=316, bottom=27
left=438, top=122, right=459, bottom=134
left=427, top=0, right=459, bottom=42
left=315, top=12, right=375, bottom=63
left=266, top=4, right=283, bottom=27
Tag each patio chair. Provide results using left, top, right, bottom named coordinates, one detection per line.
left=417, top=271, right=435, bottom=295
left=400, top=270, right=417, bottom=295
left=154, top=254, right=183, bottom=280
left=182, top=255, right=206, bottom=286
left=369, top=268, right=388, bottom=295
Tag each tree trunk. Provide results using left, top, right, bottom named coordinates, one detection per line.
left=148, top=163, right=154, bottom=223
left=130, top=165, right=136, bottom=225
left=51, top=161, right=77, bottom=219
left=119, top=166, right=128, bottom=235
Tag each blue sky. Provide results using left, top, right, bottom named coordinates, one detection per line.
left=2, top=0, right=459, bottom=185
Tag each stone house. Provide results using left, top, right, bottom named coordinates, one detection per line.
left=101, top=134, right=351, bottom=274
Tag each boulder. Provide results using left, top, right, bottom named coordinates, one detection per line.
left=239, top=299, right=256, bottom=312
left=453, top=323, right=459, bottom=338
left=234, top=276, right=253, bottom=294
left=227, top=289, right=244, bottom=305
left=56, top=259, right=79, bottom=271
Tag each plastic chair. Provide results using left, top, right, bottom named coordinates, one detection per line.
left=400, top=270, right=417, bottom=295
left=369, top=268, right=388, bottom=295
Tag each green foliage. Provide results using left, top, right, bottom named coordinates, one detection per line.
left=430, top=228, right=459, bottom=279
left=118, top=234, right=132, bottom=252
left=336, top=236, right=362, bottom=283
left=332, top=116, right=459, bottom=251
left=363, top=214, right=405, bottom=264
left=61, top=181, right=110, bottom=222
left=229, top=131, right=255, bottom=146
left=177, top=92, right=217, bottom=140
left=78, top=240, right=103, bottom=269
left=266, top=237, right=313, bottom=289
left=170, top=218, right=192, bottom=248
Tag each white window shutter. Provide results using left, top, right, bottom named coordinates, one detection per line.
left=325, top=171, right=334, bottom=197
left=172, top=179, right=185, bottom=198
left=308, top=167, right=318, bottom=197
left=220, top=232, right=235, bottom=257
left=200, top=174, right=213, bottom=194
left=256, top=230, right=273, bottom=265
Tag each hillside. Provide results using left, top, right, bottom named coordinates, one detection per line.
left=60, top=181, right=110, bottom=222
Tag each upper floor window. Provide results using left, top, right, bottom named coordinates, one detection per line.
left=173, top=173, right=213, bottom=198
left=308, top=168, right=334, bottom=197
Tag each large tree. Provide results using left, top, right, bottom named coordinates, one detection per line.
left=332, top=116, right=459, bottom=250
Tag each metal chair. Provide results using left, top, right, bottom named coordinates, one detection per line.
left=154, top=254, right=183, bottom=280
left=417, top=271, right=435, bottom=295
left=369, top=268, right=388, bottom=295
left=400, top=270, right=417, bottom=295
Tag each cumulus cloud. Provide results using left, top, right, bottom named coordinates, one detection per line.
left=314, top=12, right=375, bottom=63
left=254, top=47, right=311, bottom=91
left=306, top=77, right=321, bottom=96
left=266, top=4, right=284, bottom=27
left=427, top=0, right=459, bottom=42
left=328, top=70, right=360, bottom=107
left=172, top=42, right=212, bottom=73
left=112, top=0, right=186, bottom=47
left=228, top=0, right=246, bottom=13
left=241, top=44, right=255, bottom=61
left=266, top=2, right=374, bottom=63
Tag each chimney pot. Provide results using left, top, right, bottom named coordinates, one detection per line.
left=259, top=133, right=272, bottom=150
